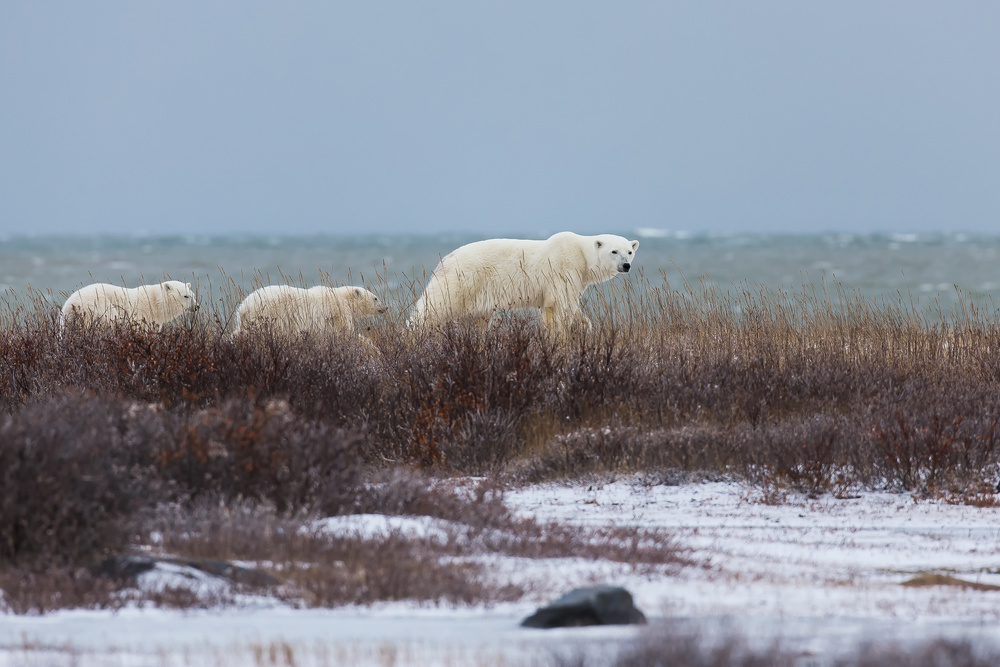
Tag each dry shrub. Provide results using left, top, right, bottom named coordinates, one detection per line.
left=548, top=622, right=797, bottom=667
left=613, top=635, right=795, bottom=667
left=0, top=566, right=123, bottom=615
left=148, top=496, right=316, bottom=563
left=475, top=519, right=687, bottom=573
left=6, top=273, right=1000, bottom=503
left=584, top=622, right=1000, bottom=667
left=284, top=534, right=522, bottom=607
left=870, top=407, right=1000, bottom=495
left=514, top=416, right=862, bottom=498
left=0, top=391, right=154, bottom=567
left=0, top=565, right=236, bottom=614
left=840, top=639, right=1000, bottom=667
left=146, top=495, right=526, bottom=608
left=551, top=625, right=1000, bottom=667
left=356, top=469, right=687, bottom=571
left=382, top=317, right=555, bottom=470
left=142, top=474, right=685, bottom=609
left=356, top=468, right=511, bottom=527
left=0, top=388, right=365, bottom=571
left=151, top=397, right=363, bottom=514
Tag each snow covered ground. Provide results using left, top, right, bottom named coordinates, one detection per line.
left=4, top=480, right=1000, bottom=666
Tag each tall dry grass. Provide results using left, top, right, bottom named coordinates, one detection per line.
left=4, top=268, right=1000, bottom=489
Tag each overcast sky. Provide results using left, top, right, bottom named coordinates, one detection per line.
left=1, top=2, right=998, bottom=237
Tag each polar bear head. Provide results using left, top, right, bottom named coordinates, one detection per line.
left=343, top=286, right=388, bottom=316
left=592, top=235, right=640, bottom=280
left=160, top=280, right=198, bottom=316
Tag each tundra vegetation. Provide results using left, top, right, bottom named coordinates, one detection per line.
left=1, top=267, right=999, bottom=632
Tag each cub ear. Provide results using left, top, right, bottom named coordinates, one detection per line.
left=185, top=282, right=192, bottom=290
left=631, top=240, right=639, bottom=251
left=164, top=282, right=172, bottom=291
left=595, top=240, right=604, bottom=250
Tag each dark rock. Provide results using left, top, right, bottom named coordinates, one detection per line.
left=93, top=554, right=280, bottom=588
left=520, top=586, right=647, bottom=629
left=93, top=555, right=157, bottom=581
left=167, top=557, right=281, bottom=587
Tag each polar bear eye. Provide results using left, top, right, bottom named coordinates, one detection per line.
left=611, top=250, right=618, bottom=255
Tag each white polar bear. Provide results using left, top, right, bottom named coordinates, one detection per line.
left=60, top=280, right=197, bottom=330
left=231, top=285, right=387, bottom=339
left=409, top=232, right=639, bottom=336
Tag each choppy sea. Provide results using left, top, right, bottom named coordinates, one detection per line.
left=2, top=230, right=999, bottom=315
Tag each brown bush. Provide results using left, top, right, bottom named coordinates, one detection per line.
left=145, top=495, right=525, bottom=608
left=150, top=397, right=363, bottom=514
left=575, top=628, right=1000, bottom=667
left=0, top=388, right=364, bottom=570
left=0, top=391, right=154, bottom=567
left=5, top=275, right=1000, bottom=504
left=0, top=566, right=123, bottom=615
left=840, top=638, right=1000, bottom=667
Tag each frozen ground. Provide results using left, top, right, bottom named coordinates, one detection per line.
left=4, top=480, right=1000, bottom=666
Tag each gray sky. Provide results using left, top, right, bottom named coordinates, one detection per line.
left=2, top=2, right=998, bottom=237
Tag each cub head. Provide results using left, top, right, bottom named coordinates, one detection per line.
left=593, top=235, right=640, bottom=279
left=162, top=280, right=198, bottom=312
left=349, top=287, right=388, bottom=316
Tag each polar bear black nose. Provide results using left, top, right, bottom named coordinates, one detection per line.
left=622, top=262, right=631, bottom=272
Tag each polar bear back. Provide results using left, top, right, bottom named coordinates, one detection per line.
left=232, top=285, right=384, bottom=337
left=61, top=280, right=196, bottom=329
left=410, top=232, right=638, bottom=332
left=425, top=237, right=585, bottom=315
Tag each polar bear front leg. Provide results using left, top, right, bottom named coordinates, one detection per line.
left=545, top=284, right=589, bottom=339
left=562, top=307, right=592, bottom=337
left=544, top=303, right=583, bottom=340
left=542, top=305, right=557, bottom=331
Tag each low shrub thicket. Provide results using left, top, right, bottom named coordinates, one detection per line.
left=7, top=281, right=1000, bottom=463
left=0, top=389, right=363, bottom=570
left=3, top=275, right=1000, bottom=595
left=133, top=473, right=683, bottom=611
left=554, top=626, right=1000, bottom=667
left=0, top=392, right=151, bottom=567
left=7, top=295, right=1000, bottom=499
left=146, top=493, right=529, bottom=608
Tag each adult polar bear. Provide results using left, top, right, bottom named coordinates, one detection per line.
left=410, top=232, right=639, bottom=336
left=231, top=285, right=387, bottom=338
left=60, top=280, right=197, bottom=330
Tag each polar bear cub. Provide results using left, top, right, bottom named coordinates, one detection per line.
left=409, top=231, right=639, bottom=336
left=60, top=280, right=197, bottom=330
left=231, top=285, right=387, bottom=339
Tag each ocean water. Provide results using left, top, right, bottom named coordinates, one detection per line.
left=1, top=231, right=998, bottom=317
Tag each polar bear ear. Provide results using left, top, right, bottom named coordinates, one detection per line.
left=164, top=282, right=172, bottom=291
left=353, top=287, right=363, bottom=299
left=595, top=240, right=604, bottom=250
left=185, top=282, right=192, bottom=290
left=631, top=240, right=639, bottom=251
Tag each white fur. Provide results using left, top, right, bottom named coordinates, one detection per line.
left=409, top=232, right=639, bottom=336
left=231, top=285, right=387, bottom=338
left=60, top=280, right=197, bottom=330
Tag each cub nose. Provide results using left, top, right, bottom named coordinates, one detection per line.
left=621, top=262, right=631, bottom=272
